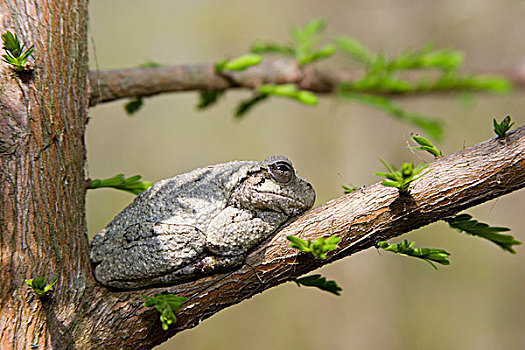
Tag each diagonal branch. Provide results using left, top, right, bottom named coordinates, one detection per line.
left=88, top=57, right=525, bottom=106
left=77, top=126, right=525, bottom=349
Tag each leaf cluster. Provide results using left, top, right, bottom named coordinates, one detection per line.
left=336, top=38, right=511, bottom=139
left=295, top=274, right=342, bottom=296
left=116, top=20, right=511, bottom=138
left=197, top=20, right=334, bottom=117
left=493, top=116, right=514, bottom=138
left=251, top=19, right=335, bottom=66
left=337, top=38, right=510, bottom=94
left=1, top=30, right=34, bottom=71
left=26, top=276, right=58, bottom=298
left=375, top=159, right=429, bottom=193
left=287, top=234, right=340, bottom=259
left=235, top=84, right=318, bottom=117
left=376, top=240, right=450, bottom=269
left=342, top=184, right=358, bottom=194
left=142, top=293, right=187, bottom=331
left=445, top=214, right=521, bottom=253
left=198, top=55, right=264, bottom=111
left=88, top=174, right=153, bottom=195
left=410, top=133, right=442, bottom=157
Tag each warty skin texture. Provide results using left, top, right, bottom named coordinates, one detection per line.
left=90, top=155, right=315, bottom=289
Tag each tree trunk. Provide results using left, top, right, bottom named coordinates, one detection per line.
left=0, top=1, right=90, bottom=349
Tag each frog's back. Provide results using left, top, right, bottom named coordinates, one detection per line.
left=90, top=160, right=257, bottom=261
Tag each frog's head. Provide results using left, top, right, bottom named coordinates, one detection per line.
left=230, top=155, right=316, bottom=216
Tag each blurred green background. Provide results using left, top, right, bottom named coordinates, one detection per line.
left=87, top=1, right=525, bottom=349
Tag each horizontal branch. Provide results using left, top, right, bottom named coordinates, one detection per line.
left=77, top=126, right=525, bottom=349
left=88, top=58, right=525, bottom=106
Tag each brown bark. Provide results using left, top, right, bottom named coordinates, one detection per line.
left=88, top=58, right=525, bottom=106
left=1, top=2, right=524, bottom=350
left=0, top=0, right=90, bottom=349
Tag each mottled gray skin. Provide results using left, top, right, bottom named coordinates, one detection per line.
left=90, top=155, right=315, bottom=289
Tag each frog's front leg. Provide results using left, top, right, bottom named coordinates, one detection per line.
left=206, top=206, right=287, bottom=257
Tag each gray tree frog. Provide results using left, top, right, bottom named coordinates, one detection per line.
left=90, top=155, right=315, bottom=289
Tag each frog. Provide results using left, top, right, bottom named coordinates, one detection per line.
left=90, top=155, right=315, bottom=289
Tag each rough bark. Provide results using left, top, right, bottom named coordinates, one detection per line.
left=0, top=1, right=90, bottom=349
left=88, top=58, right=525, bottom=106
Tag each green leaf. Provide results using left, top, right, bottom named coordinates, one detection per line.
left=142, top=293, right=187, bottom=330
left=213, top=59, right=227, bottom=73
left=339, top=76, right=413, bottom=94
left=124, top=98, right=144, bottom=115
left=296, top=90, right=319, bottom=105
left=292, top=19, right=328, bottom=65
left=298, top=44, right=336, bottom=65
left=335, top=36, right=375, bottom=63
left=445, top=214, right=521, bottom=254
left=235, top=94, right=269, bottom=117
left=1, top=31, right=21, bottom=55
left=287, top=234, right=340, bottom=258
left=342, top=184, right=358, bottom=194
left=250, top=42, right=295, bottom=56
left=258, top=83, right=296, bottom=95
left=377, top=240, right=451, bottom=269
left=290, top=18, right=326, bottom=46
left=338, top=92, right=443, bottom=140
left=88, top=174, right=153, bottom=195
left=257, top=84, right=319, bottom=105
left=410, top=133, right=442, bottom=157
left=295, top=274, right=342, bottom=296
left=197, top=90, right=225, bottom=110
left=493, top=116, right=514, bottom=138
left=17, top=45, right=34, bottom=61
left=381, top=47, right=464, bottom=72
left=216, top=54, right=262, bottom=72
left=139, top=61, right=162, bottom=68
left=286, top=235, right=310, bottom=251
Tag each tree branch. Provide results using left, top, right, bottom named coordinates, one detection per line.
left=88, top=57, right=525, bottom=106
left=77, top=126, right=525, bottom=349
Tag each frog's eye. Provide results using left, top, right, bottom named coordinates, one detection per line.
left=268, top=161, right=295, bottom=183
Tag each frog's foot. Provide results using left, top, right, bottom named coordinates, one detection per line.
left=194, top=255, right=245, bottom=274
left=123, top=255, right=245, bottom=288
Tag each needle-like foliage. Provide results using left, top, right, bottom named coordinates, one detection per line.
left=142, top=293, right=187, bottom=331
left=445, top=214, right=521, bottom=254
left=376, top=240, right=451, bottom=269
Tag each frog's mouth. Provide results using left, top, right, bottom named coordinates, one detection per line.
left=251, top=185, right=316, bottom=215
left=232, top=171, right=315, bottom=215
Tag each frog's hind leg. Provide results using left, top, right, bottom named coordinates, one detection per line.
left=146, top=254, right=246, bottom=287
left=93, top=222, right=206, bottom=289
